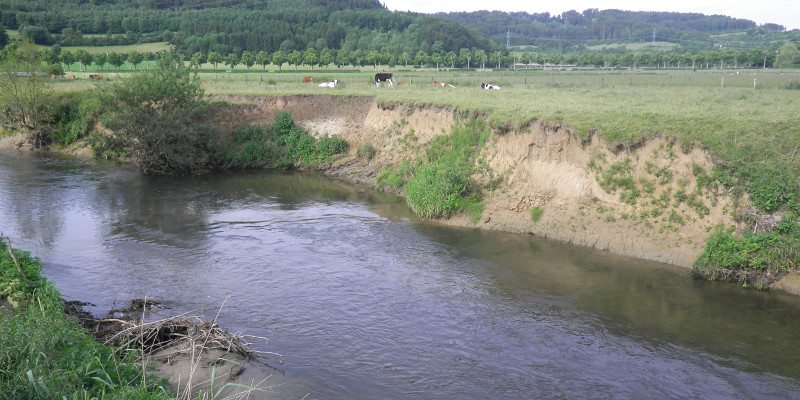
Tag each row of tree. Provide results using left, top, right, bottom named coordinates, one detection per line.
left=17, top=44, right=797, bottom=73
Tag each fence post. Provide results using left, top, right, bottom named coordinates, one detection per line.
left=721, top=77, right=724, bottom=88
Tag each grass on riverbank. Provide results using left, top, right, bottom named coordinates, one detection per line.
left=0, top=238, right=172, bottom=399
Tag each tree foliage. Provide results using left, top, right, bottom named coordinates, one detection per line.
left=92, top=53, right=220, bottom=175
left=0, top=40, right=53, bottom=147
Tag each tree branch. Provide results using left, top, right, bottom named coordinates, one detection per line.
left=4, top=237, right=26, bottom=280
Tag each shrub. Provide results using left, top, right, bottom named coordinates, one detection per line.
left=357, top=142, right=376, bottom=159
left=530, top=206, right=544, bottom=222
left=92, top=53, right=221, bottom=175
left=405, top=163, right=470, bottom=219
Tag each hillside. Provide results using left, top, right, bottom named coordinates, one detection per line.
left=0, top=0, right=503, bottom=56
left=436, top=9, right=800, bottom=53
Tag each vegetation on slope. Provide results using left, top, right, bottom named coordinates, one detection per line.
left=0, top=0, right=502, bottom=57
left=0, top=238, right=172, bottom=399
left=437, top=8, right=799, bottom=53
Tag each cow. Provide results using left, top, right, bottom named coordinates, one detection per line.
left=432, top=81, right=455, bottom=88
left=481, top=83, right=501, bottom=90
left=201, top=80, right=211, bottom=83
left=397, top=82, right=409, bottom=86
left=318, top=79, right=338, bottom=88
left=374, top=73, right=393, bottom=87
left=93, top=75, right=103, bottom=80
left=302, top=76, right=314, bottom=83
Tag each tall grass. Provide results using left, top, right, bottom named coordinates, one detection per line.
left=0, top=238, right=171, bottom=399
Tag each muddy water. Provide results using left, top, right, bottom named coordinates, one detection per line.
left=2, top=152, right=800, bottom=399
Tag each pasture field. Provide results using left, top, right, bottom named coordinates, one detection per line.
left=60, top=42, right=171, bottom=55
left=51, top=67, right=800, bottom=178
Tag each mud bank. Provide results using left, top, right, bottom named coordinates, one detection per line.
left=209, top=94, right=738, bottom=268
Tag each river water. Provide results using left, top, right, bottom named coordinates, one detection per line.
left=2, top=152, right=800, bottom=399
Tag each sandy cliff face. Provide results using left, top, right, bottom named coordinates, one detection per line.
left=211, top=94, right=740, bottom=268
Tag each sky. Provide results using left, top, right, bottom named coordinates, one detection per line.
left=380, top=0, right=800, bottom=31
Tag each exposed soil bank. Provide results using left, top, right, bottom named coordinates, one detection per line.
left=208, top=94, right=735, bottom=268
left=3, top=94, right=797, bottom=293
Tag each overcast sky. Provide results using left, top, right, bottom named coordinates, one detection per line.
left=380, top=0, right=800, bottom=31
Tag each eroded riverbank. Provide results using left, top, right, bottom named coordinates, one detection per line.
left=3, top=94, right=798, bottom=292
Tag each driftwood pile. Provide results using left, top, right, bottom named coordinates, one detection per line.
left=65, top=298, right=272, bottom=362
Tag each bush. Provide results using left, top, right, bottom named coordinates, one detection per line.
left=92, top=53, right=221, bottom=175
left=530, top=206, right=544, bottom=222
left=357, top=141, right=376, bottom=159
left=406, top=163, right=470, bottom=219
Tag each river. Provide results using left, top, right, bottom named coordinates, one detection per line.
left=2, top=152, right=800, bottom=399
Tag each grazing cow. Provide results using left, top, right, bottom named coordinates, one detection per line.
left=318, top=79, right=338, bottom=88
left=374, top=73, right=393, bottom=87
left=302, top=76, right=314, bottom=83
left=481, top=83, right=501, bottom=90
left=93, top=75, right=103, bottom=80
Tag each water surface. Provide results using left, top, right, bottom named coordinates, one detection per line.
left=2, top=152, right=799, bottom=399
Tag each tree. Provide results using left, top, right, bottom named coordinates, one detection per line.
left=0, top=40, right=53, bottom=146
left=108, top=52, right=125, bottom=70
left=60, top=50, right=75, bottom=71
left=366, top=50, right=380, bottom=70
left=272, top=50, right=287, bottom=70
left=224, top=53, right=238, bottom=70
left=474, top=49, right=487, bottom=70
left=256, top=51, right=270, bottom=70
left=240, top=51, right=254, bottom=70
left=414, top=50, right=427, bottom=69
left=0, top=25, right=8, bottom=48
left=287, top=50, right=302, bottom=70
left=318, top=48, right=333, bottom=70
left=190, top=52, right=205, bottom=69
left=431, top=52, right=442, bottom=70
left=75, top=49, right=93, bottom=71
left=776, top=43, right=799, bottom=68
left=93, top=54, right=221, bottom=175
left=400, top=51, right=410, bottom=68
left=207, top=51, right=223, bottom=70
left=127, top=51, right=144, bottom=70
left=335, top=49, right=349, bottom=67
left=303, top=48, right=317, bottom=70
left=446, top=51, right=456, bottom=69
left=459, top=48, right=471, bottom=69
left=490, top=51, right=503, bottom=69
left=94, top=52, right=108, bottom=70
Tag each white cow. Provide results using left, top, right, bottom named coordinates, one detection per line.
left=481, top=83, right=501, bottom=90
left=318, top=79, right=338, bottom=88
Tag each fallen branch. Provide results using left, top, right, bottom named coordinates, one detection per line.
left=4, top=237, right=26, bottom=280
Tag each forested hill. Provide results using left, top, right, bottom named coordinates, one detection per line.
left=436, top=9, right=793, bottom=52
left=0, top=0, right=503, bottom=56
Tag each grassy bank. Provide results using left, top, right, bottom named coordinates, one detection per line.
left=0, top=238, right=171, bottom=399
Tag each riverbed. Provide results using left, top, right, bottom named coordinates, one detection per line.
left=2, top=151, right=800, bottom=399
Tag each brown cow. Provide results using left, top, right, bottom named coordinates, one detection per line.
left=302, top=76, right=313, bottom=83
left=397, top=82, right=408, bottom=86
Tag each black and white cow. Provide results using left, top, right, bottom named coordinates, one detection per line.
left=375, top=73, right=394, bottom=87
left=481, top=83, right=501, bottom=90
